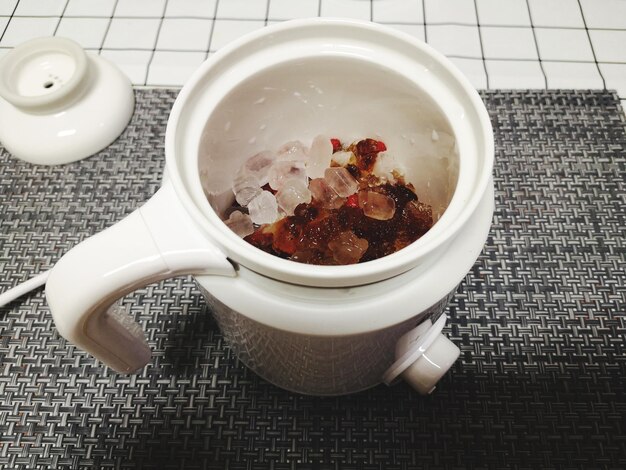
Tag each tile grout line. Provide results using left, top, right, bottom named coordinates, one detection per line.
left=143, top=0, right=169, bottom=86
left=0, top=0, right=20, bottom=43
left=52, top=0, right=70, bottom=36
left=98, top=0, right=119, bottom=56
left=422, top=0, right=427, bottom=42
left=0, top=45, right=611, bottom=65
left=577, top=0, right=607, bottom=89
left=525, top=0, right=548, bottom=88
left=204, top=0, right=221, bottom=60
left=264, top=0, right=270, bottom=26
left=3, top=14, right=625, bottom=31
left=471, top=0, right=490, bottom=89
left=3, top=1, right=622, bottom=92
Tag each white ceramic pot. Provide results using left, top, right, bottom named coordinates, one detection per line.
left=44, top=19, right=494, bottom=395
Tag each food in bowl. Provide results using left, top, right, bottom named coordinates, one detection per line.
left=222, top=136, right=435, bottom=265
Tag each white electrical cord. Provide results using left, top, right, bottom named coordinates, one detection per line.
left=0, top=270, right=50, bottom=307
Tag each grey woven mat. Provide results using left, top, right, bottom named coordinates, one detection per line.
left=1, top=89, right=625, bottom=469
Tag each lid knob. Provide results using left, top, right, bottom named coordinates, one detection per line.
left=0, top=37, right=89, bottom=112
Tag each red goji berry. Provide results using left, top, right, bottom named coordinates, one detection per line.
left=345, top=194, right=359, bottom=208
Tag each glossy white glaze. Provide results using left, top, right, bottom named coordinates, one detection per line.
left=44, top=20, right=494, bottom=394
left=0, top=37, right=134, bottom=165
left=167, top=18, right=493, bottom=287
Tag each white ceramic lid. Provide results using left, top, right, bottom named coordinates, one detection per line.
left=0, top=37, right=134, bottom=165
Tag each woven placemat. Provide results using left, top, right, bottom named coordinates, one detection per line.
left=1, top=90, right=625, bottom=469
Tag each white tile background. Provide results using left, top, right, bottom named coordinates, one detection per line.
left=0, top=0, right=624, bottom=109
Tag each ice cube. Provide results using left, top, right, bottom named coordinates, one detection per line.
left=323, top=167, right=358, bottom=197
left=268, top=160, right=307, bottom=190
left=358, top=190, right=396, bottom=220
left=243, top=150, right=275, bottom=186
left=276, top=178, right=312, bottom=216
left=223, top=205, right=247, bottom=219
left=248, top=191, right=279, bottom=225
left=224, top=211, right=254, bottom=238
left=306, top=135, right=333, bottom=179
left=328, top=231, right=369, bottom=265
left=331, top=150, right=353, bottom=167
left=373, top=153, right=405, bottom=182
left=232, top=173, right=262, bottom=206
left=309, top=177, right=343, bottom=209
left=277, top=140, right=308, bottom=162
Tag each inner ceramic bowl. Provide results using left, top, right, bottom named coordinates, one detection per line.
left=166, top=19, right=493, bottom=287
left=198, top=55, right=458, bottom=223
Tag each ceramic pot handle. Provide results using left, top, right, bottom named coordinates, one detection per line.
left=45, top=182, right=235, bottom=373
